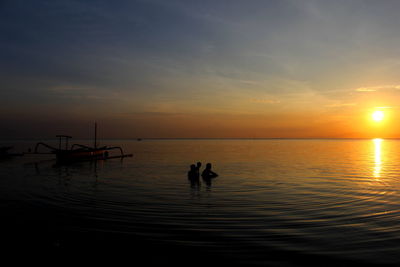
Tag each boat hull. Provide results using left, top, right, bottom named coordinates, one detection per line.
left=56, top=149, right=106, bottom=162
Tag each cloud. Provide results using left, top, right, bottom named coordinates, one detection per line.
left=250, top=98, right=281, bottom=104
left=115, top=111, right=186, bottom=117
left=375, top=106, right=395, bottom=109
left=325, top=103, right=356, bottom=108
left=356, top=85, right=400, bottom=92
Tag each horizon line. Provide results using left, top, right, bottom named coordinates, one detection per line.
left=0, top=137, right=393, bottom=141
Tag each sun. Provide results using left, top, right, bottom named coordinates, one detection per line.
left=372, top=110, right=384, bottom=122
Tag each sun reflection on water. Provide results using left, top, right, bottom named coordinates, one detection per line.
left=373, top=138, right=383, bottom=178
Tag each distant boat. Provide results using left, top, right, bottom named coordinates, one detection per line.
left=0, top=146, right=13, bottom=154
left=34, top=123, right=132, bottom=163
left=0, top=146, right=24, bottom=158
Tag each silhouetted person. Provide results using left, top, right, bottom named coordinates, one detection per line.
left=188, top=164, right=200, bottom=187
left=196, top=162, right=202, bottom=176
left=188, top=164, right=198, bottom=178
left=201, top=163, right=217, bottom=188
left=201, top=163, right=218, bottom=179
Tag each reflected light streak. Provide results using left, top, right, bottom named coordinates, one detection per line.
left=373, top=138, right=382, bottom=178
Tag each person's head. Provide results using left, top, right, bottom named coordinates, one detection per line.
left=190, top=164, right=196, bottom=171
left=206, top=163, right=212, bottom=169
left=196, top=162, right=202, bottom=168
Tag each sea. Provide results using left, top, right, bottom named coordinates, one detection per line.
left=1, top=139, right=400, bottom=266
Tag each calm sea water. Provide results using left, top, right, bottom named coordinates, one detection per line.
left=2, top=139, right=400, bottom=265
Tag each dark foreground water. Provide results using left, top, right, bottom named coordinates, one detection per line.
left=1, top=139, right=400, bottom=265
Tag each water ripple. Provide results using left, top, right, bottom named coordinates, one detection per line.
left=3, top=139, right=400, bottom=265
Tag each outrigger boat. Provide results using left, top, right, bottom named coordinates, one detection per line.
left=0, top=146, right=24, bottom=159
left=34, top=123, right=132, bottom=163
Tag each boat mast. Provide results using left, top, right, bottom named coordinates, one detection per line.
left=94, top=122, right=97, bottom=149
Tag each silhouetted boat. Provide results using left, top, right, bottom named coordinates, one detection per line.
left=0, top=146, right=13, bottom=154
left=34, top=123, right=132, bottom=163
left=0, top=146, right=24, bottom=158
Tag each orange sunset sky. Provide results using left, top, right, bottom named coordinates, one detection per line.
left=2, top=1, right=400, bottom=139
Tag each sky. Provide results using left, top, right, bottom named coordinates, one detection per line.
left=2, top=0, right=400, bottom=139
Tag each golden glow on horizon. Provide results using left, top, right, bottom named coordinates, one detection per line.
left=372, top=110, right=384, bottom=122
left=373, top=138, right=382, bottom=178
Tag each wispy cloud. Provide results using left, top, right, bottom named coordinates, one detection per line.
left=375, top=106, right=394, bottom=109
left=115, top=111, right=186, bottom=117
left=325, top=103, right=357, bottom=108
left=250, top=98, right=281, bottom=104
left=356, top=85, right=400, bottom=92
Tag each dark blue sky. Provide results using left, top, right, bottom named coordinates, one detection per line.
left=2, top=0, right=400, bottom=138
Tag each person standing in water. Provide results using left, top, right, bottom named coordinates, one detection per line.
left=195, top=162, right=202, bottom=177
left=201, top=163, right=218, bottom=179
left=188, top=164, right=198, bottom=179
left=188, top=164, right=200, bottom=187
